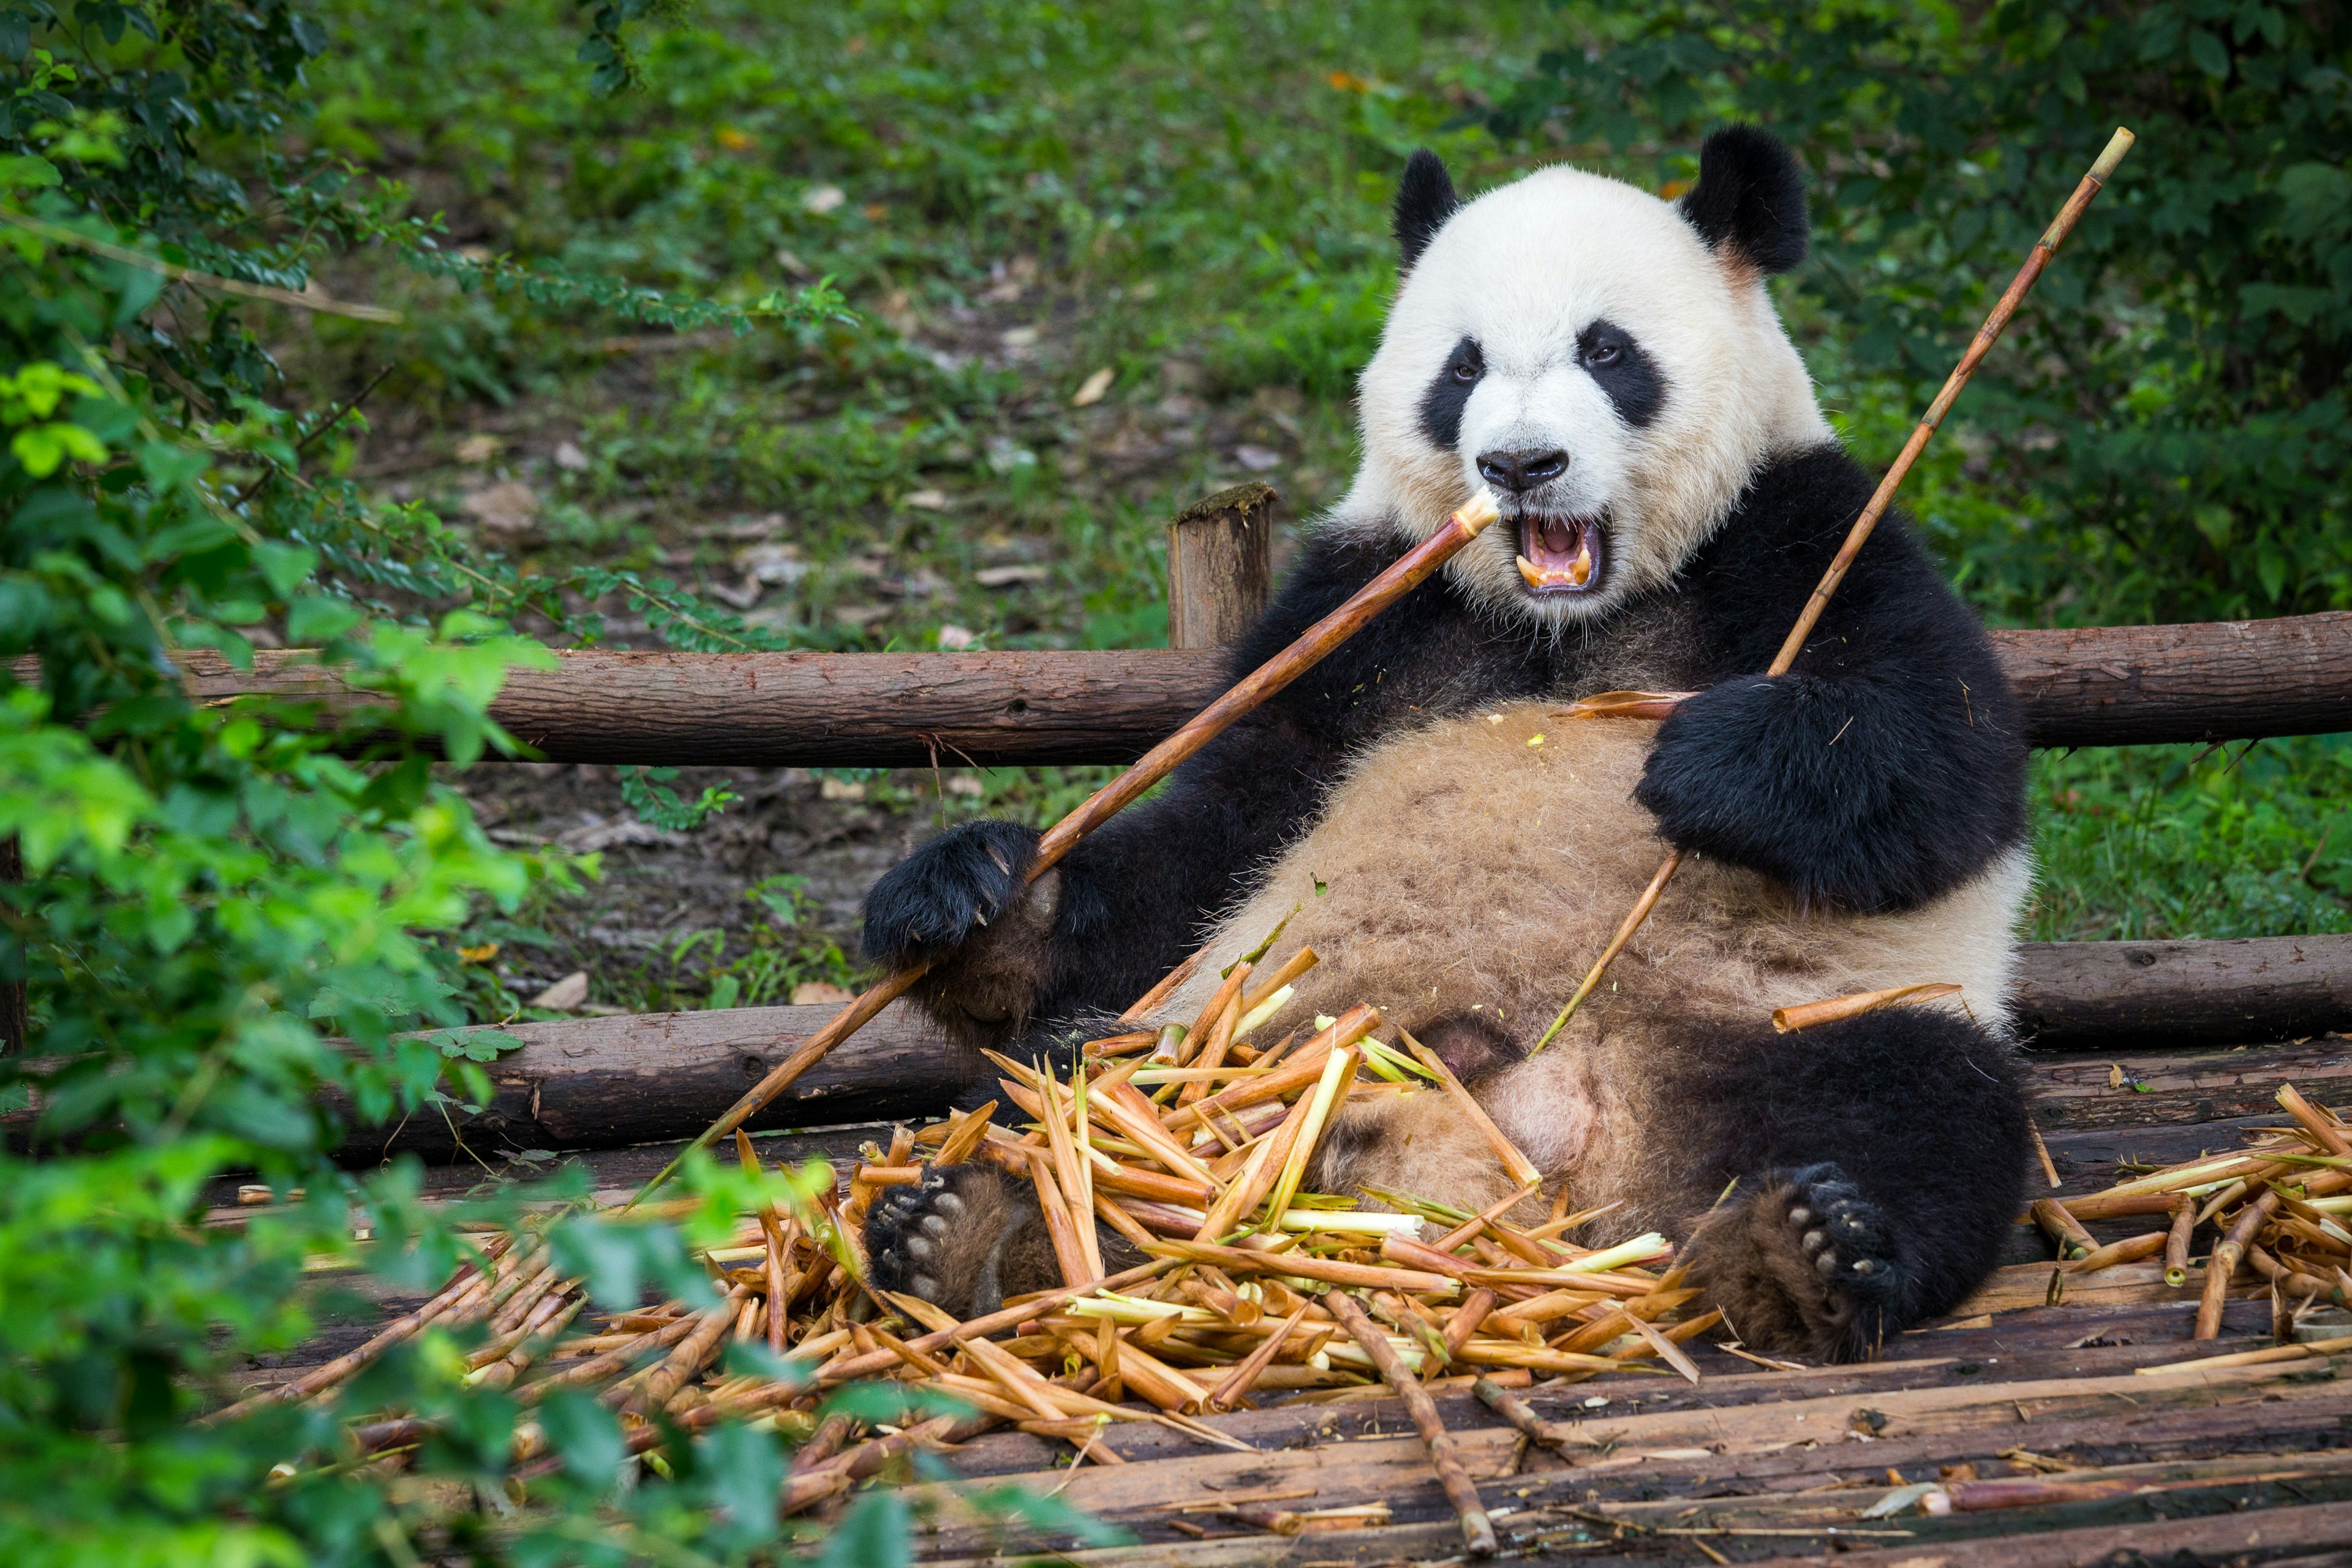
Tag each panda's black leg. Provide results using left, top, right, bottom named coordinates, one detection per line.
left=1660, top=1008, right=2030, bottom=1362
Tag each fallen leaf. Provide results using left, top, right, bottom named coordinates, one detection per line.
left=532, top=971, right=589, bottom=1010
left=818, top=777, right=867, bottom=802
left=1234, top=443, right=1283, bottom=472
left=974, top=564, right=1050, bottom=588
left=999, top=325, right=1040, bottom=350
left=902, top=488, right=950, bottom=511
left=791, top=981, right=858, bottom=1006
left=553, top=440, right=590, bottom=472
left=457, top=943, right=500, bottom=963
left=802, top=184, right=846, bottom=214
left=455, top=433, right=504, bottom=464
left=935, top=624, right=979, bottom=650
left=2108, top=1062, right=2126, bottom=1089
left=1072, top=367, right=1115, bottom=407
left=461, top=480, right=540, bottom=534
left=715, top=126, right=755, bottom=152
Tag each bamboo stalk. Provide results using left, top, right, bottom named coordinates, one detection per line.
left=1323, top=1288, right=1496, bottom=1557
left=1141, top=1237, right=1458, bottom=1295
left=1205, top=1301, right=1313, bottom=1412
left=2200, top=1188, right=2280, bottom=1339
left=2165, top=1195, right=2196, bottom=1287
left=633, top=491, right=1500, bottom=1204
left=1771, top=982, right=1962, bottom=1035
left=1433, top=1181, right=1547, bottom=1254
left=1240, top=947, right=1319, bottom=1019
left=1165, top=1005, right=1379, bottom=1132
left=624, top=1284, right=751, bottom=1415
left=2032, top=1198, right=2097, bottom=1261
left=2280, top=1082, right=2352, bottom=1156
left=1531, top=127, right=2135, bottom=1047
left=1264, top=1046, right=1360, bottom=1224
left=2062, top=1231, right=2167, bottom=1275
left=1553, top=690, right=1697, bottom=722
left=206, top=1250, right=497, bottom=1423
left=2136, top=1332, right=2352, bottom=1376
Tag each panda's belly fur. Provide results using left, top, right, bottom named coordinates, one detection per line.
left=1154, top=702, right=2030, bottom=1230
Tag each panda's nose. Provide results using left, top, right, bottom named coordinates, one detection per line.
left=1475, top=447, right=1569, bottom=493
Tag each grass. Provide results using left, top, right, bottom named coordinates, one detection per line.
left=285, top=0, right=2348, bottom=1006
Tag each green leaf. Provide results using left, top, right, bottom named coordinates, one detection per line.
left=2188, top=28, right=2230, bottom=77
left=0, top=154, right=59, bottom=192
left=252, top=540, right=318, bottom=597
left=818, top=1493, right=911, bottom=1568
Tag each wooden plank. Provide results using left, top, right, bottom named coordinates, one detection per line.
left=907, top=1359, right=2352, bottom=1560
left=1167, top=483, right=1276, bottom=649
left=1741, top=1498, right=2352, bottom=1568
left=2024, top=1034, right=2352, bottom=1133
left=2016, top=935, right=2352, bottom=1046
left=118, top=611, right=2352, bottom=767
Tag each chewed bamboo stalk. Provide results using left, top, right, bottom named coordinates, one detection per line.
left=1771, top=982, right=1962, bottom=1034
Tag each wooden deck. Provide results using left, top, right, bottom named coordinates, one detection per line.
left=233, top=1023, right=2352, bottom=1562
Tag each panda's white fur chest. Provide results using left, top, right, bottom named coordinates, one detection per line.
left=1156, top=704, right=2029, bottom=1190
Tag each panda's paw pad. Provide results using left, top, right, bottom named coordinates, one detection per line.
left=1782, top=1167, right=1898, bottom=1298
left=863, top=1164, right=1031, bottom=1317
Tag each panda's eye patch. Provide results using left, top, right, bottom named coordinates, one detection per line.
left=1575, top=318, right=1665, bottom=429
left=1449, top=344, right=1485, bottom=382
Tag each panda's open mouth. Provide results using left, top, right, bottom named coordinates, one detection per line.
left=1515, top=513, right=1606, bottom=595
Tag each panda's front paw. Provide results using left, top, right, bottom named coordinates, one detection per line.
left=865, top=1164, right=1052, bottom=1319
left=861, top=819, right=1042, bottom=969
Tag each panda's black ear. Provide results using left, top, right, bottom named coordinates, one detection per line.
left=1393, top=149, right=1460, bottom=273
left=1679, top=126, right=1808, bottom=275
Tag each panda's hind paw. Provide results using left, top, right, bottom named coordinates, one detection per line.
left=1784, top=1166, right=1899, bottom=1297
left=864, top=1163, right=1047, bottom=1320
left=1685, top=1162, right=1907, bottom=1362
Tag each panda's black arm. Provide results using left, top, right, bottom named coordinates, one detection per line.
left=865, top=532, right=1512, bottom=1038
left=1634, top=445, right=2029, bottom=913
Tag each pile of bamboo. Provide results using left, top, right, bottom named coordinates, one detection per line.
left=223, top=940, right=1723, bottom=1549
left=2032, top=1081, right=2352, bottom=1337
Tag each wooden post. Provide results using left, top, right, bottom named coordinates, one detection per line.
left=1166, top=483, right=1276, bottom=649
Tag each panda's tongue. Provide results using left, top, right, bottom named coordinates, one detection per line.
left=1516, top=514, right=1599, bottom=593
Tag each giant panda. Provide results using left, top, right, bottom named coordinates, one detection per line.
left=858, top=127, right=2034, bottom=1362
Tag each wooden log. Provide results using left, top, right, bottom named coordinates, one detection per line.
left=1998, top=610, right=2352, bottom=748
left=337, top=941, right=2352, bottom=1162
left=1166, top=482, right=1275, bottom=649
left=330, top=1001, right=949, bottom=1162
left=2013, top=933, right=2352, bottom=1046
left=108, top=610, right=2352, bottom=767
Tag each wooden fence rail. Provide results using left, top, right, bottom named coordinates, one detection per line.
left=168, top=610, right=2352, bottom=768
left=332, top=935, right=2352, bottom=1161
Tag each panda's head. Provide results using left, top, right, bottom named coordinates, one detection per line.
left=1345, top=127, right=1833, bottom=625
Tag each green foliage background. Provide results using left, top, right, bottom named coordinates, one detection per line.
left=0, top=0, right=2345, bottom=1560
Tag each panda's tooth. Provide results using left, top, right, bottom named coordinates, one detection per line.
left=1568, top=541, right=1593, bottom=586
left=1516, top=554, right=1545, bottom=589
